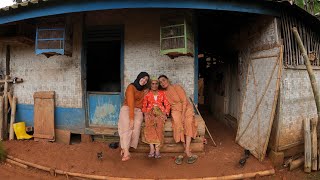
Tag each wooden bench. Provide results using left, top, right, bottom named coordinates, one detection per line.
left=132, top=115, right=206, bottom=153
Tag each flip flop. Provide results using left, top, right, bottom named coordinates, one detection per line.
left=121, top=155, right=130, bottom=161
left=187, top=155, right=198, bottom=164
left=175, top=155, right=184, bottom=165
left=155, top=152, right=161, bottom=159
left=148, top=152, right=155, bottom=158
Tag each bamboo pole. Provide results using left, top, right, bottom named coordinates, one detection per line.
left=5, top=159, right=28, bottom=169
left=292, top=27, right=320, bottom=172
left=7, top=155, right=53, bottom=172
left=0, top=97, right=3, bottom=140
left=189, top=97, right=217, bottom=146
left=292, top=27, right=320, bottom=118
left=311, top=117, right=318, bottom=170
left=7, top=154, right=275, bottom=180
left=9, top=97, right=16, bottom=140
left=289, top=156, right=304, bottom=171
left=304, top=118, right=312, bottom=173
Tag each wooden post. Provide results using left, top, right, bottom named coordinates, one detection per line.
left=7, top=92, right=13, bottom=107
left=6, top=45, right=10, bottom=76
left=9, top=97, right=17, bottom=140
left=292, top=27, right=320, bottom=117
left=304, top=118, right=312, bottom=173
left=311, top=117, right=317, bottom=170
left=0, top=97, right=3, bottom=140
left=3, top=75, right=9, bottom=139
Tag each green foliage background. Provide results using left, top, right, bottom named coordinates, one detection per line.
left=294, top=0, right=320, bottom=15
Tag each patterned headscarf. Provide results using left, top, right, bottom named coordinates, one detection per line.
left=150, top=76, right=159, bottom=82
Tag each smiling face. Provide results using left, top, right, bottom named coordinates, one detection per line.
left=150, top=80, right=159, bottom=91
left=159, top=77, right=170, bottom=89
left=139, top=76, right=149, bottom=86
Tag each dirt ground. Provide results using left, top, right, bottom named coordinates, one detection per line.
left=0, top=108, right=317, bottom=179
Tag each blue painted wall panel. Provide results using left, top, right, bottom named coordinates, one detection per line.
left=16, top=104, right=34, bottom=127
left=16, top=104, right=86, bottom=131
left=88, top=94, right=121, bottom=126
left=0, top=0, right=279, bottom=24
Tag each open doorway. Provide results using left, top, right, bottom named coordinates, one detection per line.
left=85, top=26, right=123, bottom=127
left=87, top=41, right=121, bottom=92
left=196, top=10, right=282, bottom=161
left=196, top=10, right=258, bottom=130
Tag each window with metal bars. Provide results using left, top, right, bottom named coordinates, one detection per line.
left=35, top=27, right=65, bottom=55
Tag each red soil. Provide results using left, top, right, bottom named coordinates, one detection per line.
left=0, top=111, right=310, bottom=179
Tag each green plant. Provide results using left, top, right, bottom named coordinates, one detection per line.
left=294, top=0, right=320, bottom=15
left=0, top=141, right=6, bottom=162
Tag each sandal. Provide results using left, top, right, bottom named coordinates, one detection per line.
left=121, top=155, right=130, bottom=161
left=148, top=152, right=155, bottom=158
left=187, top=155, right=198, bottom=164
left=175, top=155, right=184, bottom=165
left=155, top=152, right=161, bottom=159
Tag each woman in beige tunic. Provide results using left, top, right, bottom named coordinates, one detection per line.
left=158, top=75, right=198, bottom=164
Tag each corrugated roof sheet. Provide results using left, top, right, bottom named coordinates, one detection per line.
left=0, top=0, right=49, bottom=11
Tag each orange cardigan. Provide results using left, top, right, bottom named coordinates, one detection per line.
left=142, top=91, right=170, bottom=115
left=123, top=84, right=146, bottom=121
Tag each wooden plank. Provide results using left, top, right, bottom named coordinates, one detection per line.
left=9, top=96, right=17, bottom=140
left=7, top=92, right=12, bottom=107
left=85, top=127, right=118, bottom=135
left=304, top=118, right=311, bottom=173
left=81, top=134, right=92, bottom=143
left=55, top=129, right=70, bottom=145
left=33, top=91, right=55, bottom=99
left=133, top=142, right=204, bottom=153
left=311, top=117, right=317, bottom=171
left=3, top=94, right=8, bottom=140
left=0, top=78, right=23, bottom=84
left=0, top=96, right=3, bottom=140
left=163, top=136, right=203, bottom=144
left=163, top=115, right=205, bottom=135
left=33, top=134, right=54, bottom=140
left=33, top=91, right=55, bottom=141
left=284, top=12, right=292, bottom=65
left=236, top=46, right=281, bottom=161
left=139, top=136, right=203, bottom=144
left=3, top=75, right=9, bottom=140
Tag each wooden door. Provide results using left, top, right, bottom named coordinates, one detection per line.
left=33, top=91, right=55, bottom=141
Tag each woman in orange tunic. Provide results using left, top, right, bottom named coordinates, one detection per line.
left=142, top=78, right=170, bottom=158
left=118, top=72, right=149, bottom=161
left=158, top=75, right=198, bottom=164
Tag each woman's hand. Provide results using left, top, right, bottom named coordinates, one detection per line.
left=129, top=120, right=134, bottom=130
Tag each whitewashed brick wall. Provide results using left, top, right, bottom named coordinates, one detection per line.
left=277, top=69, right=319, bottom=150
left=0, top=9, right=195, bottom=108
left=87, top=9, right=195, bottom=98
left=0, top=14, right=83, bottom=108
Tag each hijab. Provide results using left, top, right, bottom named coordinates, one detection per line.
left=131, top=72, right=150, bottom=91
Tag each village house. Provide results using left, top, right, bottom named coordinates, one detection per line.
left=0, top=0, right=319, bottom=166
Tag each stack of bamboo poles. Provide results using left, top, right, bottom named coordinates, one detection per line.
left=0, top=75, right=18, bottom=141
left=288, top=117, right=319, bottom=172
